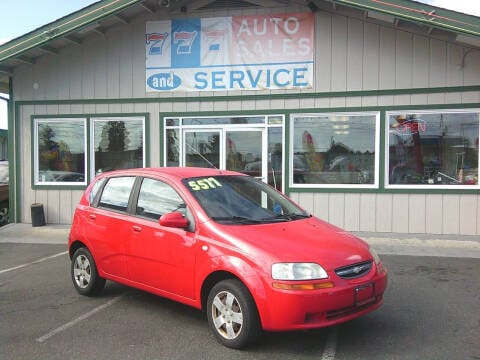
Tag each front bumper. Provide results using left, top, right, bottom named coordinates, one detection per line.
left=258, top=264, right=388, bottom=331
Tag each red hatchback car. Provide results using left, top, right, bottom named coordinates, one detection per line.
left=68, top=167, right=387, bottom=348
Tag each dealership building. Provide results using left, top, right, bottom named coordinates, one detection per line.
left=0, top=0, right=479, bottom=236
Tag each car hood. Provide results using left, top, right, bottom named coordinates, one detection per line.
left=205, top=217, right=372, bottom=271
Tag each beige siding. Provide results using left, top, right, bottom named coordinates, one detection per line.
left=291, top=193, right=480, bottom=236
left=11, top=6, right=480, bottom=234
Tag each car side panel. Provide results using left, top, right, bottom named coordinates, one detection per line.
left=84, top=206, right=129, bottom=279
left=125, top=216, right=197, bottom=299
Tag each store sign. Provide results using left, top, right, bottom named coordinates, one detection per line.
left=145, top=13, right=314, bottom=92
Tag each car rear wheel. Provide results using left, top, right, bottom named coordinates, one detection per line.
left=71, top=247, right=106, bottom=296
left=207, top=279, right=261, bottom=349
left=0, top=204, right=8, bottom=226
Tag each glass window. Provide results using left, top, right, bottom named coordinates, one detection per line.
left=166, top=129, right=180, bottom=166
left=136, top=178, right=185, bottom=220
left=92, top=117, right=145, bottom=176
left=184, top=175, right=308, bottom=223
left=185, top=131, right=220, bottom=168
left=291, top=113, right=379, bottom=187
left=387, top=110, right=479, bottom=187
left=34, top=118, right=86, bottom=185
left=268, top=127, right=283, bottom=191
left=98, top=177, right=135, bottom=212
left=88, top=177, right=106, bottom=204
left=182, top=116, right=265, bottom=125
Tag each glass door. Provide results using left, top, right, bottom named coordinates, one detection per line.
left=181, top=127, right=282, bottom=190
left=225, top=129, right=265, bottom=179
left=183, top=130, right=222, bottom=169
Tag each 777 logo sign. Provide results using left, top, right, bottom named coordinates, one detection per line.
left=145, top=32, right=169, bottom=55
left=173, top=31, right=198, bottom=54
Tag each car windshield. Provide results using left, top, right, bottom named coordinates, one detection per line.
left=0, top=164, right=8, bottom=183
left=184, top=175, right=309, bottom=224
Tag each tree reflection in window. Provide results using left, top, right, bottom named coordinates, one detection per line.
left=36, top=119, right=86, bottom=183
left=93, top=118, right=144, bottom=176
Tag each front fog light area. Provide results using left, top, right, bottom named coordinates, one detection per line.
left=272, top=263, right=328, bottom=280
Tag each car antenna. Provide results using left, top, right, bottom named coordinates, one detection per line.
left=185, top=141, right=219, bottom=170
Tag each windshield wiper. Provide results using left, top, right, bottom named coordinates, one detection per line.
left=266, top=213, right=311, bottom=222
left=210, top=216, right=262, bottom=224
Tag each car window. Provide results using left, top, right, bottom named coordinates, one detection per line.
left=98, top=177, right=135, bottom=212
left=89, top=177, right=106, bottom=204
left=0, top=164, right=8, bottom=183
left=136, top=177, right=186, bottom=220
left=185, top=175, right=308, bottom=224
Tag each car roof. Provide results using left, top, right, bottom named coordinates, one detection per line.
left=97, top=167, right=244, bottom=181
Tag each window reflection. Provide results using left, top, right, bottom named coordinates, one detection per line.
left=136, top=178, right=185, bottom=220
left=292, top=114, right=377, bottom=185
left=99, top=176, right=135, bottom=211
left=388, top=111, right=479, bottom=186
left=36, top=119, right=86, bottom=184
left=166, top=129, right=180, bottom=166
left=185, top=132, right=220, bottom=168
left=93, top=118, right=144, bottom=175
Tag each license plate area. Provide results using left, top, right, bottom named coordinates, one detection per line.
left=354, top=282, right=376, bottom=306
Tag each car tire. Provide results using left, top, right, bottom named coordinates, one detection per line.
left=0, top=203, right=8, bottom=226
left=207, top=279, right=261, bottom=349
left=71, top=247, right=106, bottom=296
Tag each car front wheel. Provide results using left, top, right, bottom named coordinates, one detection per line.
left=207, top=279, right=261, bottom=349
left=71, top=247, right=106, bottom=296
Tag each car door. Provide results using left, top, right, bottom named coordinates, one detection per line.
left=87, top=176, right=135, bottom=279
left=125, top=177, right=196, bottom=299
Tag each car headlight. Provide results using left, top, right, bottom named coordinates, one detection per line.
left=272, top=263, right=328, bottom=280
left=370, top=247, right=381, bottom=264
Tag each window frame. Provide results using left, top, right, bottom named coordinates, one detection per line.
left=385, top=109, right=480, bottom=190
left=289, top=111, right=381, bottom=189
left=90, top=116, right=146, bottom=179
left=33, top=117, right=88, bottom=187
left=97, top=176, right=136, bottom=213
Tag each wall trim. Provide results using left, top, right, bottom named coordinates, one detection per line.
left=13, top=85, right=480, bottom=106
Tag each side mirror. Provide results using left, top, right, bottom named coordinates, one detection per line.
left=159, top=211, right=188, bottom=228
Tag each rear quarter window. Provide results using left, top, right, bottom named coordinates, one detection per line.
left=98, top=177, right=135, bottom=212
left=88, top=177, right=106, bottom=204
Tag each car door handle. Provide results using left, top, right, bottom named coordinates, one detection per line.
left=89, top=214, right=96, bottom=220
left=132, top=225, right=142, bottom=232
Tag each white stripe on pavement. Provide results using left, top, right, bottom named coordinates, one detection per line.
left=36, top=294, right=126, bottom=343
left=321, top=327, right=337, bottom=360
left=0, top=251, right=68, bottom=275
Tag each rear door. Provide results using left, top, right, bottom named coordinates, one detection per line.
left=88, top=176, right=136, bottom=279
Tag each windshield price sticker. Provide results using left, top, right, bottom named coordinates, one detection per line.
left=188, top=177, right=223, bottom=191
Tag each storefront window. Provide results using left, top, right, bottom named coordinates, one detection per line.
left=387, top=110, right=479, bottom=188
left=182, top=116, right=265, bottom=125
left=92, top=117, right=145, bottom=176
left=291, top=113, right=379, bottom=188
left=268, top=127, right=283, bottom=190
left=34, top=118, right=86, bottom=185
left=166, top=129, right=180, bottom=166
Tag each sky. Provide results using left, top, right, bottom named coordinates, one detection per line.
left=0, top=0, right=480, bottom=129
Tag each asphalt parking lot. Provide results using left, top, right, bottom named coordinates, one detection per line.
left=1, top=226, right=480, bottom=360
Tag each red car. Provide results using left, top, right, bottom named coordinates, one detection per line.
left=68, top=167, right=387, bottom=348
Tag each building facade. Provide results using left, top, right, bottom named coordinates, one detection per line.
left=0, top=0, right=479, bottom=235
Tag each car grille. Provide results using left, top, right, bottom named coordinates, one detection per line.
left=335, top=261, right=372, bottom=279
